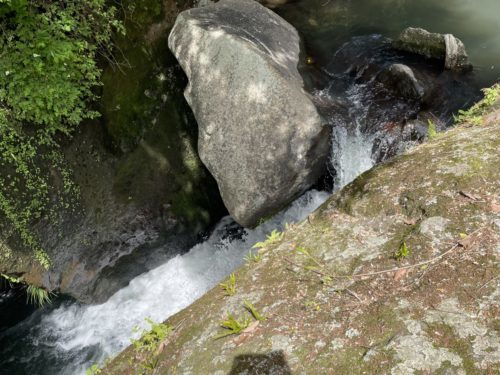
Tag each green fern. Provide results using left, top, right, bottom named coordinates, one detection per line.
left=243, top=300, right=266, bottom=321
left=219, top=273, right=237, bottom=296
left=427, top=119, right=438, bottom=139
left=252, top=229, right=283, bottom=249
left=214, top=313, right=251, bottom=339
left=244, top=251, right=262, bottom=264
left=394, top=242, right=410, bottom=260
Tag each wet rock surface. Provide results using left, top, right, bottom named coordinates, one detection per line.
left=169, top=0, right=329, bottom=227
left=394, top=27, right=472, bottom=71
left=105, top=100, right=500, bottom=374
left=0, top=0, right=227, bottom=304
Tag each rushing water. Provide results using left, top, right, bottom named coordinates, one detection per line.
left=0, top=190, right=330, bottom=375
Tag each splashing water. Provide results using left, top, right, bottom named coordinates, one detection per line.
left=0, top=190, right=329, bottom=375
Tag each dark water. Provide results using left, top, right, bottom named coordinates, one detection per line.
left=276, top=0, right=500, bottom=85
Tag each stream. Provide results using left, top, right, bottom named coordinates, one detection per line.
left=1, top=0, right=498, bottom=374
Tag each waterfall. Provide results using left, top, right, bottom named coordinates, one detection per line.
left=0, top=190, right=329, bottom=375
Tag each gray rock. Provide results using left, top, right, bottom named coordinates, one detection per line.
left=394, top=27, right=472, bottom=71
left=377, top=63, right=425, bottom=100
left=169, top=0, right=329, bottom=227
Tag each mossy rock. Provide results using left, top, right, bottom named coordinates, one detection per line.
left=104, top=100, right=500, bottom=374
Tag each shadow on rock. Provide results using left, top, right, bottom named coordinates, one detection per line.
left=228, top=350, right=292, bottom=375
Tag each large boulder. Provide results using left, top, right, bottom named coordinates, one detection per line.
left=394, top=27, right=472, bottom=71
left=169, top=0, right=329, bottom=227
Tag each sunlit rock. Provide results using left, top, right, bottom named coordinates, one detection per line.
left=169, top=0, right=329, bottom=227
left=394, top=27, right=472, bottom=71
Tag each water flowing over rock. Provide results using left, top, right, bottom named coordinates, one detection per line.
left=394, top=27, right=471, bottom=71
left=169, top=0, right=329, bottom=227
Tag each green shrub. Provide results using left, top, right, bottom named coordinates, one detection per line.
left=0, top=0, right=124, bottom=267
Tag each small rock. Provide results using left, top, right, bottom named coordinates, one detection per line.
left=394, top=27, right=472, bottom=71
left=377, top=63, right=425, bottom=100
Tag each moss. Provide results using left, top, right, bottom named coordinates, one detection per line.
left=425, top=323, right=482, bottom=375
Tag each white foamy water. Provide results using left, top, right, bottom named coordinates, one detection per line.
left=315, top=83, right=376, bottom=190
left=331, top=125, right=374, bottom=189
left=16, top=190, right=329, bottom=375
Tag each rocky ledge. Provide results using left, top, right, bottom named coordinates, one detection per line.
left=104, top=91, right=500, bottom=374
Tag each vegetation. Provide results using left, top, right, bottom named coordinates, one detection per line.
left=244, top=250, right=263, bottom=264
left=1, top=272, right=52, bottom=306
left=26, top=284, right=52, bottom=306
left=394, top=241, right=410, bottom=260
left=214, top=313, right=252, bottom=339
left=454, top=83, right=500, bottom=125
left=427, top=119, right=438, bottom=139
left=243, top=300, right=266, bottom=321
left=84, top=364, right=102, bottom=375
left=252, top=229, right=283, bottom=249
left=219, top=272, right=237, bottom=296
left=0, top=0, right=123, bottom=268
left=131, top=318, right=173, bottom=354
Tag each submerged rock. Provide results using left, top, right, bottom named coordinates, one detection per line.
left=377, top=63, right=425, bottom=100
left=394, top=27, right=472, bottom=71
left=169, top=0, right=329, bottom=227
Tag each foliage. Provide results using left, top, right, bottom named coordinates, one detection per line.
left=295, top=246, right=323, bottom=269
left=243, top=300, right=266, bottom=321
left=244, top=251, right=262, bottom=264
left=394, top=241, right=410, bottom=260
left=85, top=364, right=102, bottom=375
left=252, top=229, right=283, bottom=249
left=427, top=119, right=437, bottom=139
left=213, top=313, right=252, bottom=339
left=0, top=272, right=22, bottom=284
left=454, top=84, right=500, bottom=125
left=131, top=318, right=173, bottom=354
left=219, top=273, right=237, bottom=296
left=0, top=0, right=124, bottom=267
left=26, top=284, right=52, bottom=306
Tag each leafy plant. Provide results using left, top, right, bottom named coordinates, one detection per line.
left=243, top=300, right=266, bottom=321
left=427, top=119, right=438, bottom=139
left=454, top=84, right=500, bottom=125
left=0, top=272, right=23, bottom=284
left=394, top=241, right=410, bottom=260
left=26, top=284, right=52, bottom=306
left=220, top=273, right=237, bottom=296
left=214, top=313, right=252, bottom=339
left=244, top=251, right=262, bottom=264
left=85, top=364, right=102, bottom=375
left=0, top=0, right=124, bottom=267
left=295, top=246, right=323, bottom=269
left=252, top=229, right=283, bottom=249
left=131, top=318, right=173, bottom=354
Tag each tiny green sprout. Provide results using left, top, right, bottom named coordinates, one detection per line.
left=252, top=229, right=283, bottom=249
left=220, top=273, right=237, bottom=296
left=214, top=313, right=252, bottom=339
left=244, top=251, right=262, bottom=264
left=427, top=119, right=437, bottom=139
left=295, top=247, right=323, bottom=268
left=394, top=242, right=410, bottom=260
left=243, top=300, right=266, bottom=321
left=304, top=300, right=321, bottom=311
